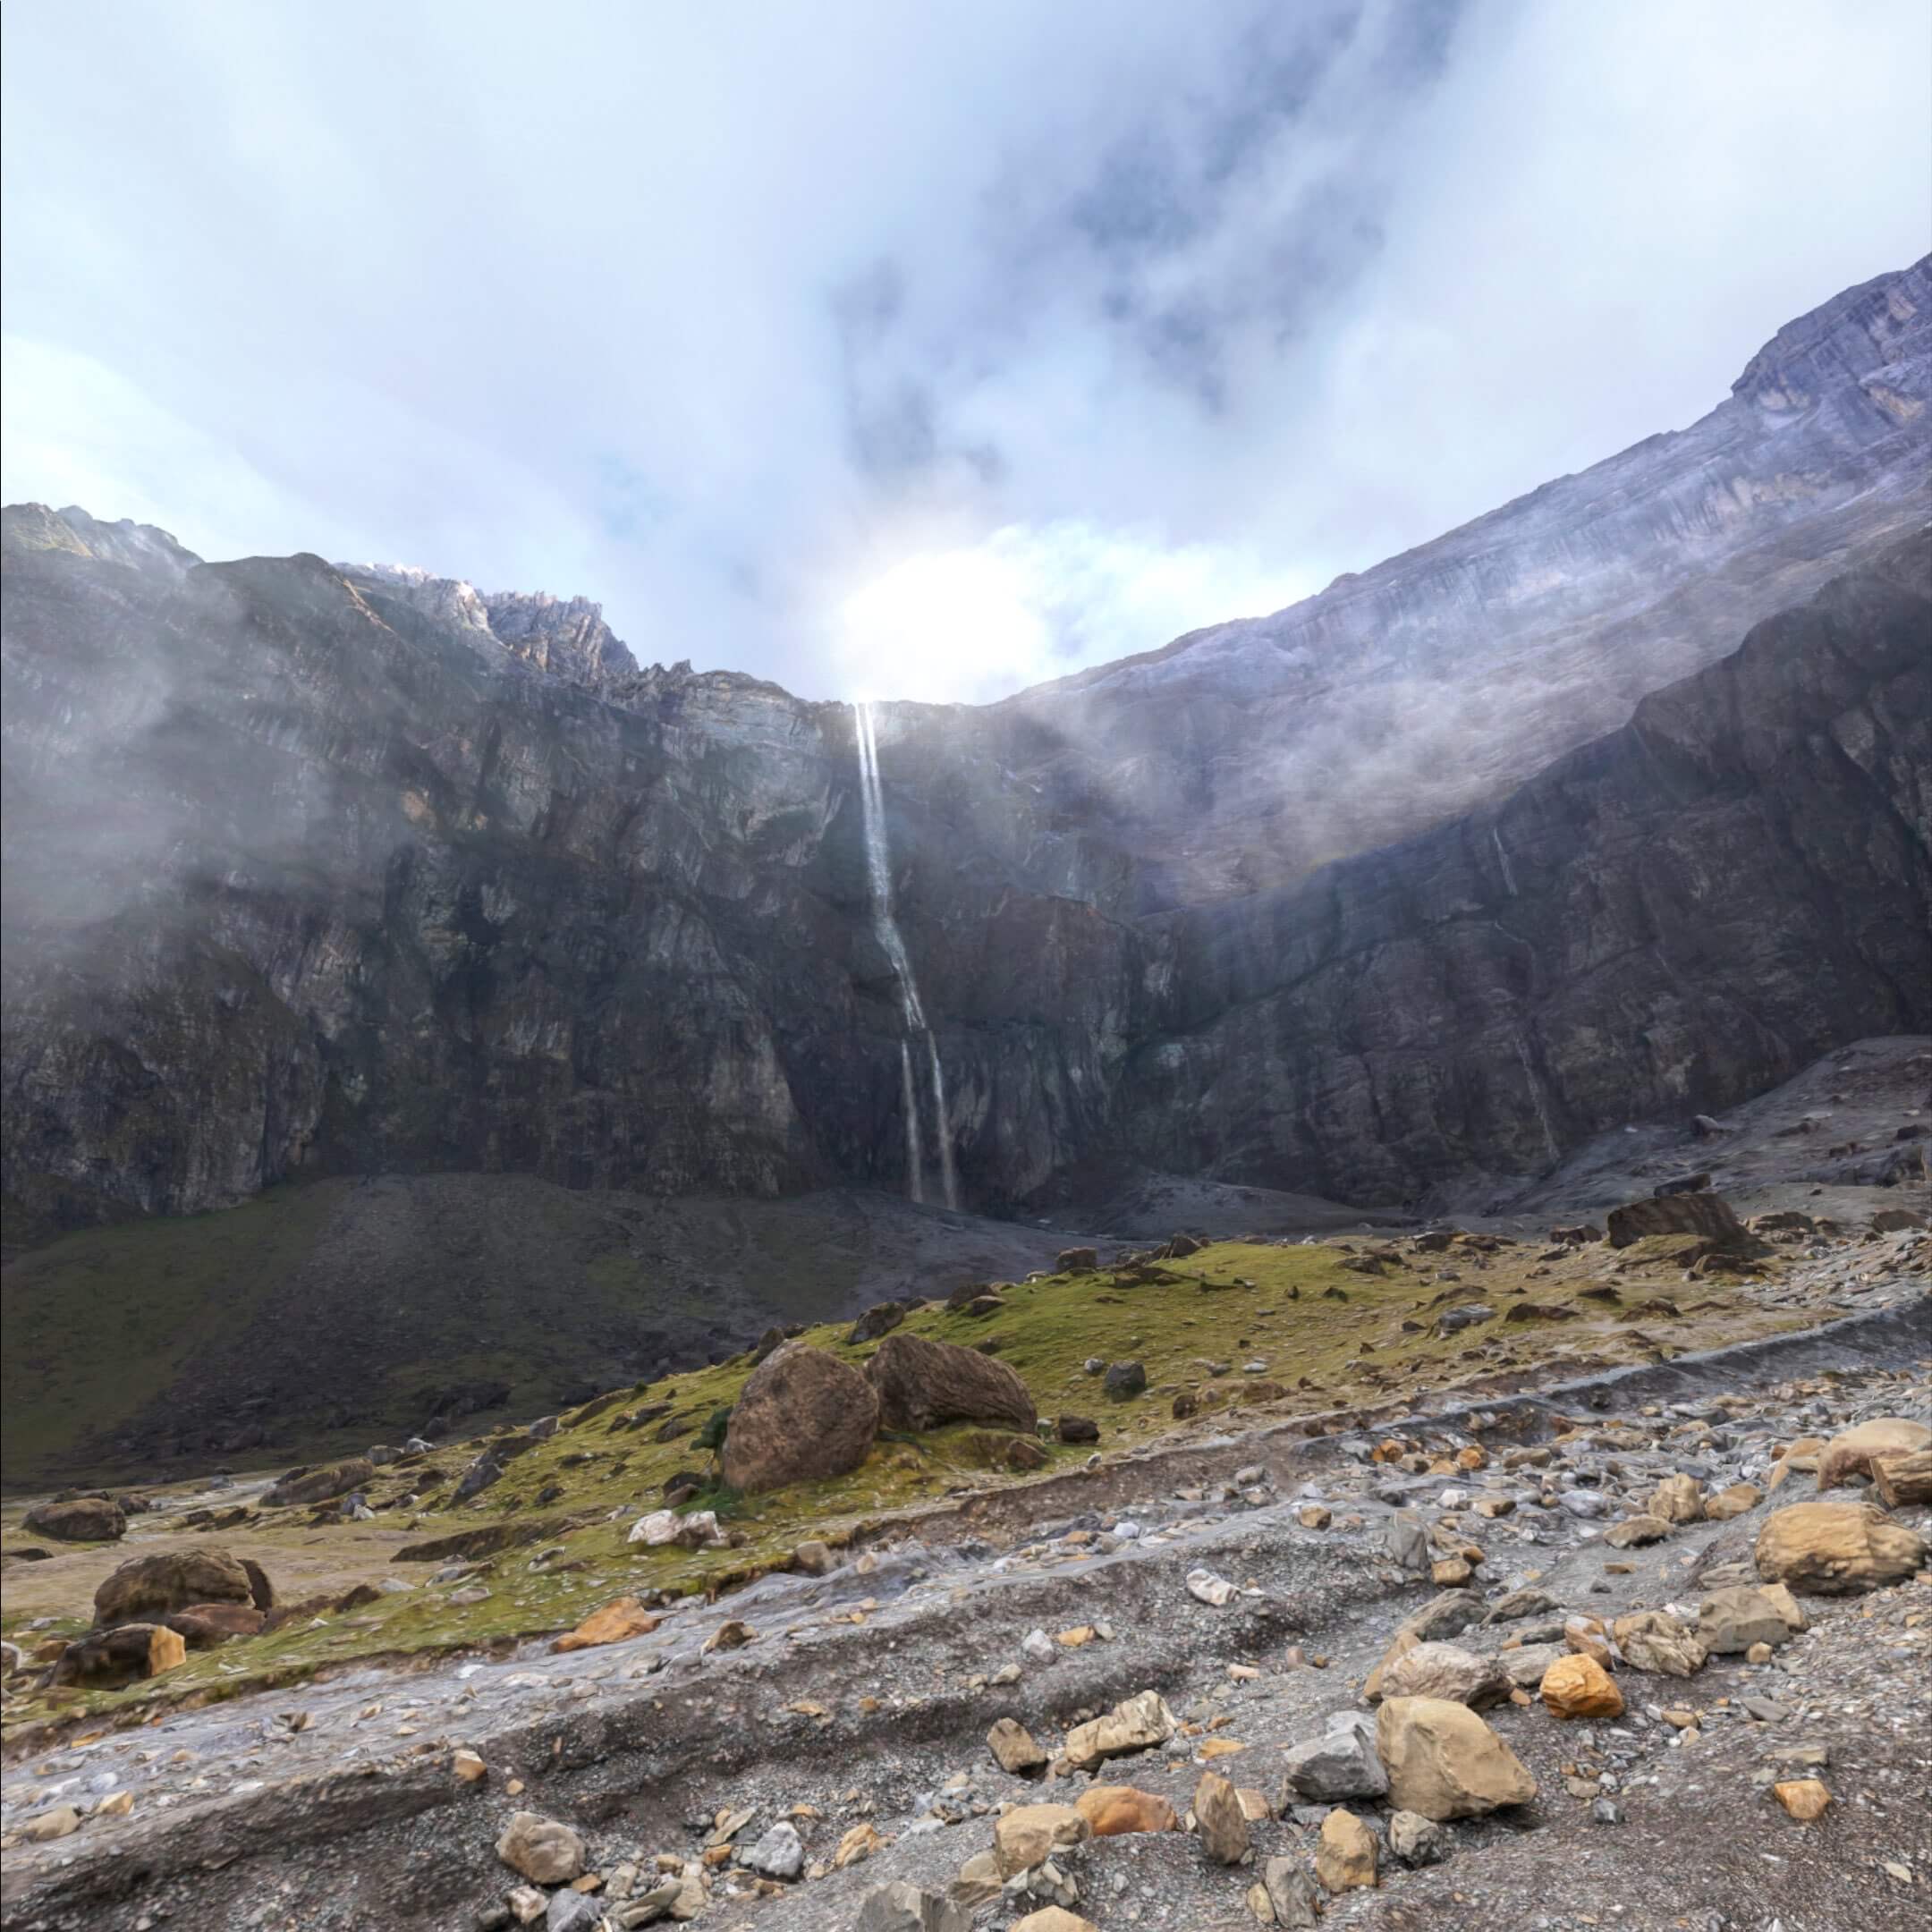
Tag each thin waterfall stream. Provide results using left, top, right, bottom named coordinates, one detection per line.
left=854, top=701, right=960, bottom=1210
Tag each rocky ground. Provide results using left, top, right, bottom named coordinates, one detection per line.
left=1, top=1250, right=1925, bottom=1930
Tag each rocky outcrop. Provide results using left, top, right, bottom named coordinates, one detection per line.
left=722, top=1342, right=879, bottom=1493
left=865, top=1333, right=1038, bottom=1434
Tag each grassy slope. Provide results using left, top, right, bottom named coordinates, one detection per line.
left=0, top=1232, right=1812, bottom=1734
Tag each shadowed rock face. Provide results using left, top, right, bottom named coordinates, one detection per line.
left=2, top=263, right=1929, bottom=1233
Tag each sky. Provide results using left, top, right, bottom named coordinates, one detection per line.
left=4, top=2, right=1928, bottom=705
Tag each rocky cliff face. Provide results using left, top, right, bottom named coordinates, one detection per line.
left=3, top=263, right=1929, bottom=1237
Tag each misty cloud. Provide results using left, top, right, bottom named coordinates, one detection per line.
left=3, top=0, right=1928, bottom=703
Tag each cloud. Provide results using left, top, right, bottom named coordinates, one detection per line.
left=3, top=0, right=1928, bottom=703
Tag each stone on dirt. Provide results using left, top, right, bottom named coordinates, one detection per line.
left=1698, top=1583, right=1806, bottom=1653
left=723, top=1342, right=880, bottom=1493
left=496, top=1811, right=586, bottom=1885
left=865, top=1332, right=1038, bottom=1433
left=1611, top=1610, right=1706, bottom=1677
left=1193, top=1769, right=1250, bottom=1863
left=1063, top=1690, right=1178, bottom=1768
left=855, top=1881, right=971, bottom=1932
left=52, top=1623, right=187, bottom=1687
left=1315, top=1807, right=1378, bottom=1892
left=1376, top=1696, right=1538, bottom=1819
left=1754, top=1501, right=1928, bottom=1593
left=1388, top=1809, right=1450, bottom=1866
left=95, top=1546, right=255, bottom=1625
left=1377, top=1641, right=1511, bottom=1708
left=1074, top=1784, right=1177, bottom=1835
left=21, top=1497, right=124, bottom=1543
left=987, top=1717, right=1048, bottom=1775
left=263, top=1457, right=375, bottom=1509
left=1815, top=1418, right=1932, bottom=1489
left=1282, top=1709, right=1389, bottom=1801
left=1541, top=1653, right=1624, bottom=1719
left=994, top=1803, right=1090, bottom=1877
left=551, top=1596, right=660, bottom=1653
left=741, top=1819, right=804, bottom=1879
left=166, top=1603, right=266, bottom=1648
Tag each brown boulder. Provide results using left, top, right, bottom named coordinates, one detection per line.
left=1075, top=1785, right=1176, bottom=1835
left=1754, top=1502, right=1928, bottom=1594
left=21, top=1497, right=124, bottom=1543
left=550, top=1596, right=659, bottom=1653
left=1540, top=1654, right=1623, bottom=1719
left=51, top=1623, right=187, bottom=1687
left=1375, top=1697, right=1538, bottom=1820
left=263, top=1457, right=375, bottom=1509
left=846, top=1301, right=906, bottom=1345
left=722, top=1343, right=878, bottom=1494
left=1815, top=1419, right=1932, bottom=1490
left=1873, top=1448, right=1932, bottom=1508
left=1315, top=1809, right=1378, bottom=1893
left=1056, top=1247, right=1098, bottom=1274
left=166, top=1603, right=267, bottom=1648
left=865, top=1332, right=1037, bottom=1434
left=96, top=1546, right=255, bottom=1627
left=1192, top=1770, right=1250, bottom=1864
left=1605, top=1191, right=1750, bottom=1250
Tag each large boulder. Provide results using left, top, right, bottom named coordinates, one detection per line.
left=496, top=1811, right=585, bottom=1885
left=1815, top=1419, right=1932, bottom=1489
left=263, top=1457, right=375, bottom=1510
left=993, top=1803, right=1090, bottom=1877
left=847, top=1301, right=907, bottom=1345
left=1282, top=1710, right=1389, bottom=1801
left=864, top=1333, right=1037, bottom=1434
left=1063, top=1690, right=1178, bottom=1769
left=166, top=1603, right=267, bottom=1648
left=1611, top=1610, right=1707, bottom=1677
left=1376, top=1642, right=1511, bottom=1709
left=95, top=1546, right=255, bottom=1627
left=1606, top=1191, right=1750, bottom=1249
left=1754, top=1502, right=1927, bottom=1594
left=723, top=1343, right=879, bottom=1494
left=1374, top=1697, right=1538, bottom=1820
left=51, top=1623, right=186, bottom=1687
left=21, top=1497, right=124, bottom=1543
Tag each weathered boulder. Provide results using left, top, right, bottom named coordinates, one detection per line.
left=1315, top=1808, right=1377, bottom=1892
left=1192, top=1770, right=1250, bottom=1863
left=723, top=1343, right=879, bottom=1493
left=95, top=1546, right=254, bottom=1627
left=1540, top=1653, right=1623, bottom=1719
left=1705, top=1481, right=1763, bottom=1521
left=1063, top=1690, right=1177, bottom=1769
left=847, top=1301, right=907, bottom=1345
left=1376, top=1641, right=1511, bottom=1708
left=1056, top=1415, right=1099, bottom=1444
left=1387, top=1809, right=1450, bottom=1867
left=855, top=1882, right=972, bottom=1932
left=1282, top=1710, right=1389, bottom=1801
left=1102, top=1360, right=1148, bottom=1401
left=1611, top=1610, right=1707, bottom=1677
left=1873, top=1448, right=1932, bottom=1508
left=1754, top=1502, right=1928, bottom=1594
left=1816, top=1419, right=1932, bottom=1489
left=1074, top=1785, right=1176, bottom=1835
left=987, top=1717, right=1048, bottom=1775
left=1375, top=1697, right=1538, bottom=1819
left=865, top=1333, right=1036, bottom=1434
left=993, top=1803, right=1089, bottom=1877
left=264, top=1457, right=376, bottom=1510
left=21, top=1497, right=124, bottom=1543
left=1649, top=1473, right=1705, bottom=1523
left=1606, top=1191, right=1750, bottom=1249
left=51, top=1623, right=186, bottom=1687
left=1606, top=1514, right=1674, bottom=1548
left=1698, top=1583, right=1806, bottom=1653
left=550, top=1596, right=659, bottom=1653
left=165, top=1603, right=266, bottom=1648
left=496, top=1811, right=585, bottom=1885
left=1055, top=1248, right=1098, bottom=1274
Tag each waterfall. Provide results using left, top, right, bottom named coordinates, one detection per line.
left=854, top=701, right=960, bottom=1210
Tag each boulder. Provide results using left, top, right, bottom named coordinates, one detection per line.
left=1376, top=1641, right=1511, bottom=1708
left=1540, top=1654, right=1623, bottom=1719
left=96, top=1546, right=255, bottom=1627
left=496, top=1811, right=585, bottom=1885
left=855, top=1882, right=972, bottom=1932
left=1388, top=1809, right=1450, bottom=1867
left=550, top=1596, right=659, bottom=1653
left=165, top=1603, right=266, bottom=1648
left=1192, top=1770, right=1250, bottom=1864
left=1606, top=1191, right=1750, bottom=1249
left=1873, top=1448, right=1932, bottom=1508
left=847, top=1301, right=907, bottom=1345
left=1375, top=1697, right=1538, bottom=1820
left=987, top=1717, right=1048, bottom=1775
left=1705, top=1482, right=1763, bottom=1521
left=1606, top=1514, right=1673, bottom=1548
left=742, top=1820, right=804, bottom=1879
left=21, top=1497, right=124, bottom=1543
left=1773, top=1779, right=1832, bottom=1821
left=1611, top=1610, right=1706, bottom=1677
left=993, top=1803, right=1089, bottom=1877
left=1063, top=1690, right=1178, bottom=1769
left=263, top=1457, right=375, bottom=1509
left=1055, top=1415, right=1099, bottom=1444
left=51, top=1623, right=187, bottom=1687
left=1103, top=1360, right=1148, bottom=1401
left=1816, top=1419, right=1932, bottom=1489
left=1698, top=1583, right=1806, bottom=1653
left=1649, top=1474, right=1705, bottom=1523
left=1056, top=1248, right=1098, bottom=1274
left=1282, top=1710, right=1389, bottom=1801
left=1754, top=1502, right=1928, bottom=1594
left=1256, top=1855, right=1324, bottom=1926
left=1314, top=1808, right=1377, bottom=1893
left=865, top=1333, right=1036, bottom=1434
left=723, top=1343, right=880, bottom=1493
left=1074, top=1785, right=1176, bottom=1835
left=1009, top=1912, right=1098, bottom=1932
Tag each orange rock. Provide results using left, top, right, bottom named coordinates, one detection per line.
left=551, top=1596, right=660, bottom=1653
left=1073, top=1785, right=1178, bottom=1836
left=1540, top=1654, right=1623, bottom=1720
left=1774, top=1779, right=1831, bottom=1821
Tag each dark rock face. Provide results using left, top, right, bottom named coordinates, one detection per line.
left=2, top=262, right=1929, bottom=1251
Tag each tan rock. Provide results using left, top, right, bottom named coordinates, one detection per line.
left=1773, top=1779, right=1832, bottom=1821
left=1563, top=1620, right=1615, bottom=1668
left=722, top=1343, right=879, bottom=1493
left=1430, top=1556, right=1474, bottom=1586
left=1705, top=1482, right=1762, bottom=1521
left=1377, top=1641, right=1511, bottom=1708
left=1611, top=1610, right=1706, bottom=1678
left=1872, top=1447, right=1932, bottom=1509
left=994, top=1803, right=1090, bottom=1877
left=165, top=1603, right=266, bottom=1648
left=1074, top=1785, right=1177, bottom=1836
left=496, top=1811, right=586, bottom=1885
left=1314, top=1808, right=1378, bottom=1892
left=1297, top=1504, right=1332, bottom=1530
left=1008, top=1911, right=1098, bottom=1932
left=833, top=1821, right=883, bottom=1868
left=50, top=1623, right=186, bottom=1688
left=1754, top=1502, right=1928, bottom=1594
left=1375, top=1697, right=1538, bottom=1820
left=1193, top=1770, right=1250, bottom=1864
left=1363, top=1627, right=1419, bottom=1699
left=987, top=1717, right=1048, bottom=1775
left=1649, top=1474, right=1704, bottom=1523
left=1698, top=1583, right=1806, bottom=1653
left=551, top=1595, right=660, bottom=1653
left=19, top=1805, right=83, bottom=1843
left=1605, top=1514, right=1673, bottom=1548
left=949, top=1850, right=1003, bottom=1908
left=452, top=1749, right=487, bottom=1783
left=1063, top=1690, right=1177, bottom=1768
left=21, top=1498, right=123, bottom=1543
left=1540, top=1654, right=1623, bottom=1719
left=1815, top=1419, right=1932, bottom=1490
